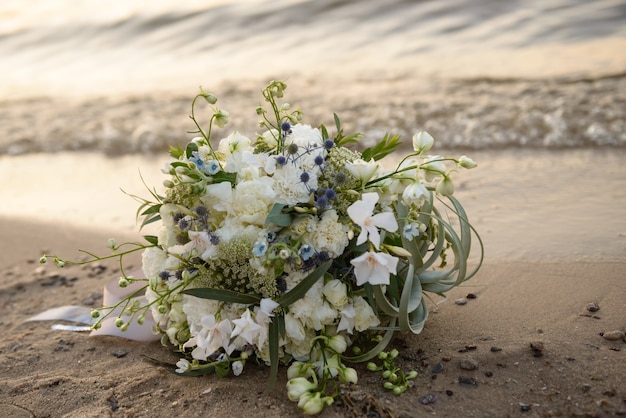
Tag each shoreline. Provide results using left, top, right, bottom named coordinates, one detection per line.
left=2, top=147, right=625, bottom=262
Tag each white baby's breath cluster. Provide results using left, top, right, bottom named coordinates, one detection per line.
left=57, top=81, right=481, bottom=416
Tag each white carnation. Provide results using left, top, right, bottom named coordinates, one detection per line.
left=142, top=246, right=167, bottom=279
left=309, top=210, right=349, bottom=258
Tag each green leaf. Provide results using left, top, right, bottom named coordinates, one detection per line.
left=183, top=288, right=262, bottom=305
left=277, top=260, right=332, bottom=307
left=169, top=145, right=185, bottom=159
left=211, top=171, right=237, bottom=185
left=140, top=204, right=162, bottom=216
left=214, top=361, right=230, bottom=378
left=265, top=203, right=292, bottom=227
left=361, top=133, right=402, bottom=161
left=143, top=235, right=159, bottom=246
left=268, top=315, right=281, bottom=390
left=185, top=141, right=199, bottom=158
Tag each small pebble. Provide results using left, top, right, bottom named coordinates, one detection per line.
left=458, top=376, right=478, bottom=386
left=490, top=346, right=502, bottom=352
left=519, top=402, right=531, bottom=412
left=485, top=371, right=493, bottom=377
left=455, top=298, right=467, bottom=306
left=112, top=349, right=129, bottom=358
left=600, top=330, right=625, bottom=341
left=459, top=359, right=479, bottom=371
left=441, top=355, right=452, bottom=362
left=586, top=302, right=600, bottom=312
left=466, top=293, right=477, bottom=299
left=432, top=363, right=444, bottom=374
left=529, top=341, right=544, bottom=357
left=418, top=393, right=437, bottom=405
left=581, top=384, right=591, bottom=393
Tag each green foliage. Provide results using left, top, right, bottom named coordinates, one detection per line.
left=361, top=133, right=402, bottom=162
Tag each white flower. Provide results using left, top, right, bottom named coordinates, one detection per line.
left=338, top=367, right=358, bottom=384
left=353, top=296, right=380, bottom=331
left=168, top=231, right=217, bottom=261
left=401, top=181, right=429, bottom=208
left=412, top=131, right=434, bottom=153
left=350, top=251, right=399, bottom=286
left=141, top=246, right=167, bottom=279
left=346, top=159, right=380, bottom=183
left=309, top=210, right=349, bottom=258
left=347, top=192, right=398, bottom=250
left=327, top=335, right=348, bottom=354
left=436, top=176, right=455, bottom=196
left=218, top=131, right=252, bottom=172
left=298, top=391, right=334, bottom=415
left=337, top=305, right=355, bottom=334
left=254, top=298, right=280, bottom=348
left=422, top=155, right=447, bottom=181
left=323, top=279, right=348, bottom=310
left=175, top=358, right=190, bottom=373
left=231, top=309, right=262, bottom=346
left=284, top=312, right=306, bottom=341
left=286, top=377, right=317, bottom=402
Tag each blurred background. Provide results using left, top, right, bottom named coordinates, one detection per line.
left=1, top=0, right=625, bottom=260
left=1, top=0, right=625, bottom=154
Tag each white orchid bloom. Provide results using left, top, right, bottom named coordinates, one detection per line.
left=412, top=131, right=434, bottom=153
left=347, top=192, right=398, bottom=249
left=350, top=251, right=399, bottom=286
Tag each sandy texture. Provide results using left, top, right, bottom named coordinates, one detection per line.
left=0, top=215, right=625, bottom=417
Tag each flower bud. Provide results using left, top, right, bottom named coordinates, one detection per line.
left=91, top=309, right=101, bottom=318
left=115, top=317, right=124, bottom=328
left=107, top=238, right=116, bottom=249
left=458, top=155, right=477, bottom=169
left=118, top=277, right=129, bottom=288
left=201, top=92, right=218, bottom=105
left=54, top=258, right=66, bottom=268
left=39, top=255, right=47, bottom=264
left=407, top=370, right=418, bottom=380
left=393, top=386, right=404, bottom=395
left=120, top=323, right=129, bottom=332
left=286, top=377, right=317, bottom=402
left=402, top=182, right=428, bottom=207
left=435, top=176, right=454, bottom=196
left=367, top=362, right=378, bottom=371
left=163, top=180, right=175, bottom=188
left=298, top=391, right=333, bottom=415
left=214, top=109, right=230, bottom=128
left=412, top=131, right=434, bottom=153
left=338, top=367, right=358, bottom=385
left=327, top=335, right=348, bottom=354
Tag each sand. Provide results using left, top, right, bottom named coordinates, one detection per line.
left=1, top=146, right=625, bottom=417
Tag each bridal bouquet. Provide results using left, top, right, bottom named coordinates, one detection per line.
left=43, top=81, right=481, bottom=415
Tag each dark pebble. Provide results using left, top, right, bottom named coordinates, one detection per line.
left=445, top=390, right=454, bottom=396
left=112, top=349, right=129, bottom=358
left=581, top=384, right=591, bottom=393
left=529, top=341, right=544, bottom=357
left=586, top=302, right=600, bottom=312
left=485, top=371, right=493, bottom=377
left=603, top=388, right=616, bottom=397
left=458, top=376, right=479, bottom=386
left=432, top=363, right=444, bottom=374
left=490, top=346, right=502, bottom=352
left=519, top=402, right=531, bottom=412
left=441, top=355, right=452, bottom=362
left=466, top=293, right=477, bottom=299
left=459, top=359, right=479, bottom=371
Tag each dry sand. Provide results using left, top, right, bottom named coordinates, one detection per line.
left=1, top=147, right=625, bottom=417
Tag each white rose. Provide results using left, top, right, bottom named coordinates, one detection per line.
left=142, top=246, right=167, bottom=279
left=323, top=279, right=348, bottom=310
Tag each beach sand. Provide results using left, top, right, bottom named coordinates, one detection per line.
left=1, top=147, right=625, bottom=417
